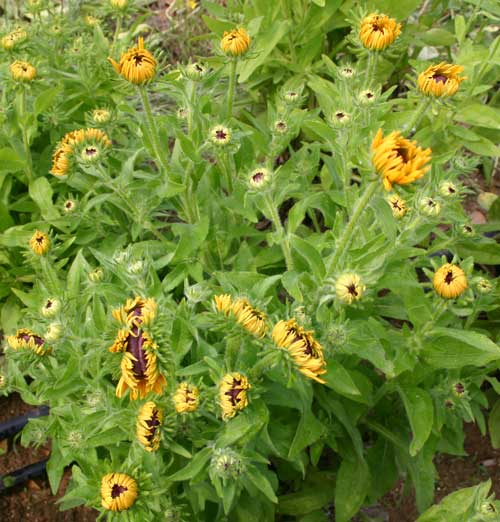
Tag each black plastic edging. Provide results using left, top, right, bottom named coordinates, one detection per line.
left=0, top=406, right=49, bottom=440
left=0, top=458, right=49, bottom=491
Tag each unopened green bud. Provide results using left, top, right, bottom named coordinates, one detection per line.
left=209, top=125, right=231, bottom=147
left=476, top=278, right=492, bottom=294
left=63, top=199, right=77, bottom=213
left=67, top=430, right=83, bottom=448
left=419, top=197, right=441, bottom=217
left=248, top=167, right=271, bottom=190
left=127, top=260, right=144, bottom=275
left=439, top=181, right=458, bottom=197
left=45, top=322, right=62, bottom=342
left=88, top=267, right=104, bottom=282
left=41, top=297, right=60, bottom=318
left=185, top=62, right=207, bottom=81
left=459, top=223, right=475, bottom=237
left=274, top=120, right=288, bottom=134
left=210, top=448, right=245, bottom=479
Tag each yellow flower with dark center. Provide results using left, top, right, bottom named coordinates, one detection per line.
left=108, top=37, right=156, bottom=84
left=232, top=298, right=267, bottom=338
left=433, top=263, right=467, bottom=299
left=29, top=230, right=50, bottom=255
left=418, top=63, right=466, bottom=97
left=50, top=143, right=72, bottom=176
left=7, top=328, right=51, bottom=355
left=335, top=273, right=366, bottom=304
left=220, top=28, right=250, bottom=56
left=112, top=297, right=157, bottom=328
left=219, top=372, right=251, bottom=420
left=2, top=28, right=27, bottom=50
left=272, top=319, right=327, bottom=384
left=173, top=382, right=199, bottom=413
left=248, top=168, right=271, bottom=189
left=136, top=401, right=163, bottom=451
left=63, top=200, right=77, bottom=213
left=10, top=61, right=36, bottom=82
left=214, top=294, right=233, bottom=315
left=359, top=13, right=401, bottom=51
left=101, top=473, right=138, bottom=512
left=209, top=125, right=231, bottom=146
left=387, top=194, right=408, bottom=218
left=372, top=128, right=432, bottom=191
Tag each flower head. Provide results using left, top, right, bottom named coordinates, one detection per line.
left=359, top=89, right=376, bottom=104
left=274, top=120, right=288, bottom=134
left=211, top=448, right=245, bottom=479
left=92, top=108, right=111, bottom=124
left=89, top=267, right=104, bottom=282
left=10, top=61, right=36, bottom=82
left=63, top=199, right=77, bottom=213
left=372, top=129, right=432, bottom=191
left=7, top=328, right=51, bottom=355
left=45, top=322, right=62, bottom=342
left=185, top=62, right=207, bottom=81
left=219, top=372, right=251, bottom=420
left=332, top=110, right=351, bottom=127
left=29, top=230, right=50, bottom=255
left=209, top=125, right=231, bottom=146
left=2, top=28, right=27, bottom=50
left=340, top=66, right=355, bottom=78
left=84, top=15, right=99, bottom=26
left=452, top=381, right=466, bottom=398
left=101, top=473, right=138, bottom=512
left=110, top=0, right=128, bottom=9
left=418, top=63, right=466, bottom=97
left=248, top=167, right=271, bottom=189
left=112, top=297, right=157, bottom=328
left=220, top=28, right=250, bottom=56
left=433, top=263, right=468, bottom=299
left=476, top=278, right=492, bottom=294
left=284, top=91, right=300, bottom=104
left=232, top=298, right=267, bottom=337
left=439, top=181, right=458, bottom=197
left=214, top=294, right=233, bottom=315
left=359, top=13, right=401, bottom=51
left=108, top=37, right=156, bottom=84
left=419, top=197, right=441, bottom=217
left=136, top=401, right=163, bottom=451
left=459, top=223, right=474, bottom=237
left=387, top=194, right=408, bottom=218
left=173, top=382, right=199, bottom=413
left=272, top=319, right=327, bottom=384
left=335, top=273, right=366, bottom=304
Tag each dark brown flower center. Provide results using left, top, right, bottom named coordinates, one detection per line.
left=145, top=410, right=160, bottom=441
left=432, top=73, right=448, bottom=84
left=85, top=147, right=97, bottom=156
left=226, top=379, right=244, bottom=405
left=365, top=92, right=374, bottom=98
left=336, top=112, right=345, bottom=119
left=22, top=334, right=44, bottom=346
left=133, top=53, right=144, bottom=65
left=347, top=283, right=358, bottom=296
left=215, top=129, right=227, bottom=140
left=454, top=382, right=464, bottom=394
left=252, top=172, right=263, bottom=183
left=36, top=235, right=44, bottom=243
left=45, top=300, right=53, bottom=308
left=127, top=327, right=148, bottom=379
left=444, top=270, right=454, bottom=285
left=392, top=201, right=402, bottom=210
left=111, top=484, right=127, bottom=498
left=396, top=147, right=409, bottom=162
left=66, top=202, right=73, bottom=209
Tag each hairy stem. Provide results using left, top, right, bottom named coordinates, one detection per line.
left=264, top=192, right=294, bottom=271
left=226, top=57, right=238, bottom=119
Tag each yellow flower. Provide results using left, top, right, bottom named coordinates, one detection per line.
left=10, top=61, right=36, bottom=82
left=219, top=372, right=251, bottom=420
left=92, top=108, right=111, bottom=124
left=29, top=230, right=50, bottom=255
left=101, top=473, right=138, bottom=512
left=173, top=382, right=199, bottom=413
left=7, top=328, right=51, bottom=355
left=2, top=28, right=27, bottom=50
left=50, top=143, right=72, bottom=176
left=232, top=298, right=267, bottom=338
left=112, top=297, right=157, bottom=328
left=187, top=0, right=198, bottom=9
left=214, top=294, right=233, bottom=315
left=335, top=273, right=366, bottom=304
left=418, top=63, right=466, bottom=97
left=220, top=28, right=250, bottom=56
left=359, top=13, right=401, bottom=51
left=387, top=194, right=408, bottom=218
left=433, top=263, right=468, bottom=299
left=84, top=15, right=99, bottom=26
left=272, top=319, right=327, bottom=384
left=108, top=37, right=156, bottom=84
left=136, top=401, right=163, bottom=451
left=110, top=0, right=128, bottom=8
left=372, top=128, right=432, bottom=191
left=209, top=125, right=232, bottom=146
left=248, top=168, right=271, bottom=189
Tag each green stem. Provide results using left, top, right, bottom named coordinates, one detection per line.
left=365, top=51, right=379, bottom=88
left=219, top=151, right=233, bottom=193
left=264, top=192, right=294, bottom=271
left=20, top=88, right=33, bottom=183
left=326, top=180, right=379, bottom=276
left=111, top=15, right=122, bottom=53
left=187, top=80, right=196, bottom=138
left=406, top=97, right=432, bottom=135
left=226, top=57, right=238, bottom=119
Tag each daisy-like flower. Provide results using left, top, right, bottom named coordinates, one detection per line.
left=439, top=181, right=458, bottom=197
left=335, top=273, right=366, bottom=304
left=433, top=263, right=468, bottom=299
left=232, top=298, right=267, bottom=337
left=173, top=382, right=199, bottom=413
left=7, top=328, right=51, bottom=355
left=272, top=319, right=327, bottom=384
left=209, top=125, right=232, bottom=146
left=419, top=197, right=441, bottom=217
left=387, top=194, right=408, bottom=218
left=112, top=297, right=157, bottom=328
left=476, top=278, right=492, bottom=294
left=359, top=13, right=401, bottom=51
left=101, top=473, right=138, bottom=512
left=108, top=37, right=156, bottom=84
left=2, top=28, right=27, bottom=50
left=359, top=89, right=376, bottom=104
left=372, top=128, right=432, bottom=191
left=10, top=61, right=36, bottom=82
left=219, top=372, right=251, bottom=420
left=248, top=167, right=271, bottom=190
left=136, top=401, right=163, bottom=451
left=220, top=28, right=250, bottom=56
left=29, top=230, right=50, bottom=255
left=418, top=63, right=466, bottom=97
left=92, top=108, right=111, bottom=124
left=214, top=294, right=233, bottom=315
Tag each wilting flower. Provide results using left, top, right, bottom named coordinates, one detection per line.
left=112, top=297, right=157, bottom=328
left=211, top=448, right=245, bottom=479
left=108, top=37, right=156, bottom=84
left=219, top=372, right=251, bottom=420
left=92, top=108, right=111, bottom=124
left=173, top=382, right=199, bottom=413
left=220, top=28, right=250, bottom=56
left=63, top=199, right=77, bottom=213
left=101, top=473, right=138, bottom=512
left=29, top=230, right=50, bottom=255
left=209, top=125, right=231, bottom=146
left=45, top=323, right=62, bottom=342
left=272, top=319, right=327, bottom=384
left=433, top=263, right=468, bottom=299
left=359, top=13, right=401, bottom=51
left=335, top=273, right=366, bottom=304
left=476, top=278, right=492, bottom=294
left=214, top=294, right=233, bottom=315
left=274, top=120, right=288, bottom=134
left=185, top=62, right=207, bottom=81
left=372, top=128, right=432, bottom=191
left=418, top=63, right=466, bottom=97
left=7, top=328, right=51, bottom=355
left=439, top=181, right=458, bottom=197
left=248, top=167, right=271, bottom=189
left=136, top=401, right=163, bottom=451
left=359, top=89, right=376, bottom=104
left=2, top=28, right=27, bottom=50
left=232, top=298, right=267, bottom=337
left=10, top=61, right=36, bottom=82
left=419, top=197, right=441, bottom=217
left=41, top=298, right=60, bottom=318
left=387, top=194, right=408, bottom=218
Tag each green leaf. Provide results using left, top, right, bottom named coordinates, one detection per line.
left=281, top=271, right=303, bottom=302
left=334, top=456, right=370, bottom=522
left=0, top=147, right=25, bottom=173
left=246, top=466, right=278, bottom=504
left=322, top=360, right=361, bottom=397
left=399, top=386, right=434, bottom=456
left=169, top=447, right=212, bottom=481
left=34, top=86, right=62, bottom=115
left=488, top=399, right=500, bottom=449
left=288, top=410, right=325, bottom=459
left=454, top=103, right=500, bottom=130
left=29, top=177, right=59, bottom=221
left=290, top=236, right=325, bottom=279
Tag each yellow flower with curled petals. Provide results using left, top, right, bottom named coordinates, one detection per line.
left=136, top=401, right=163, bottom=451
left=10, top=60, right=36, bottom=82
left=112, top=297, right=157, bottom=328
left=232, top=298, right=267, bottom=338
left=335, top=273, right=365, bottom=304
left=418, top=63, right=466, bottom=97
left=359, top=13, right=401, bottom=51
left=101, top=473, right=138, bottom=512
left=221, top=28, right=250, bottom=56
left=433, top=263, right=467, bottom=299
left=29, top=230, right=50, bottom=255
left=173, top=382, right=199, bottom=413
left=387, top=194, right=408, bottom=218
left=219, top=372, right=251, bottom=420
left=108, top=37, right=156, bottom=84
left=7, top=328, right=51, bottom=355
left=214, top=294, right=233, bottom=315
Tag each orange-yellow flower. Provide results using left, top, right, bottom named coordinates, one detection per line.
left=219, top=372, right=251, bottom=420
left=173, top=382, right=199, bottom=413
left=433, top=263, right=468, bottom=299
left=136, top=401, right=163, bottom=451
left=112, top=297, right=157, bottom=328
left=232, top=298, right=267, bottom=337
left=7, top=328, right=51, bottom=355
left=418, top=63, right=466, bottom=97
left=220, top=28, right=250, bottom=56
left=29, top=230, right=50, bottom=255
left=359, top=13, right=401, bottom=51
left=10, top=60, right=36, bottom=82
left=108, top=37, right=156, bottom=84
left=101, top=473, right=138, bottom=511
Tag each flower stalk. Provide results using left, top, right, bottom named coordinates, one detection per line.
left=19, top=87, right=33, bottom=182
left=406, top=97, right=432, bottom=135
left=263, top=192, right=294, bottom=271
left=226, top=57, right=238, bottom=119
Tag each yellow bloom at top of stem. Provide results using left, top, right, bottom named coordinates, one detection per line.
left=10, top=61, right=36, bottom=82
left=359, top=13, right=401, bottom=51
left=418, top=63, right=466, bottom=97
left=219, top=372, right=251, bottom=420
left=112, top=296, right=157, bottom=327
left=220, top=27, right=250, bottom=56
left=214, top=294, right=233, bottom=315
left=92, top=108, right=112, bottom=124
left=136, top=401, right=163, bottom=451
left=110, top=0, right=128, bottom=9
left=7, top=328, right=51, bottom=355
left=232, top=298, right=267, bottom=338
left=433, top=263, right=468, bottom=299
left=2, top=28, right=27, bottom=50
left=386, top=194, right=408, bottom=218
left=335, top=273, right=366, bottom=304
left=101, top=472, right=138, bottom=512
left=29, top=230, right=50, bottom=255
left=173, top=382, right=199, bottom=413
left=372, top=128, right=432, bottom=191
left=108, top=37, right=156, bottom=84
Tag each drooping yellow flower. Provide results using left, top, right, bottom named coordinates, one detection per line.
left=387, top=194, right=408, bottom=218
left=7, top=328, right=51, bottom=355
left=433, top=263, right=468, bottom=299
left=372, top=128, right=432, bottom=191
left=418, top=63, right=466, bottom=97
left=29, top=230, right=50, bottom=255
left=232, top=298, right=267, bottom=338
left=112, top=297, right=157, bottom=328
left=136, top=401, right=163, bottom=451
left=335, top=273, right=366, bottom=304
left=108, top=37, right=156, bottom=84
left=101, top=473, right=138, bottom=512
left=220, top=28, right=250, bottom=56
left=173, top=382, right=199, bottom=413
left=50, top=143, right=72, bottom=176
left=214, top=294, right=233, bottom=315
left=219, top=372, right=251, bottom=420
left=359, top=13, right=401, bottom=51
left=272, top=319, right=327, bottom=384
left=10, top=60, right=36, bottom=82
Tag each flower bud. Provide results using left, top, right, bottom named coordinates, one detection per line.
left=459, top=223, right=475, bottom=237
left=248, top=167, right=271, bottom=190
left=176, top=107, right=188, bottom=120
left=331, top=110, right=350, bottom=126
left=63, top=199, right=77, bottom=213
left=336, top=273, right=365, bottom=304
left=45, top=322, right=62, bottom=342
left=84, top=15, right=99, bottom=27
left=419, top=197, right=441, bottom=217
left=185, top=62, right=207, bottom=81
left=274, top=120, right=288, bottom=134
left=386, top=194, right=407, bottom=218
left=127, top=260, right=144, bottom=275
left=29, top=230, right=50, bottom=255
left=478, top=191, right=498, bottom=212
left=210, top=448, right=245, bottom=479
left=220, top=28, right=250, bottom=57
left=92, top=109, right=111, bottom=124
left=79, top=145, right=101, bottom=164
left=339, top=66, right=355, bottom=78
left=452, top=381, right=466, bottom=398
left=439, top=181, right=458, bottom=197
left=88, top=267, right=104, bottom=282
left=41, top=298, right=60, bottom=318
left=10, top=61, right=37, bottom=82
left=67, top=430, right=83, bottom=448
left=358, top=89, right=376, bottom=104
left=284, top=90, right=300, bottom=105
left=110, top=0, right=128, bottom=9
left=209, top=125, right=231, bottom=147
left=327, top=324, right=348, bottom=347
left=476, top=278, right=493, bottom=294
